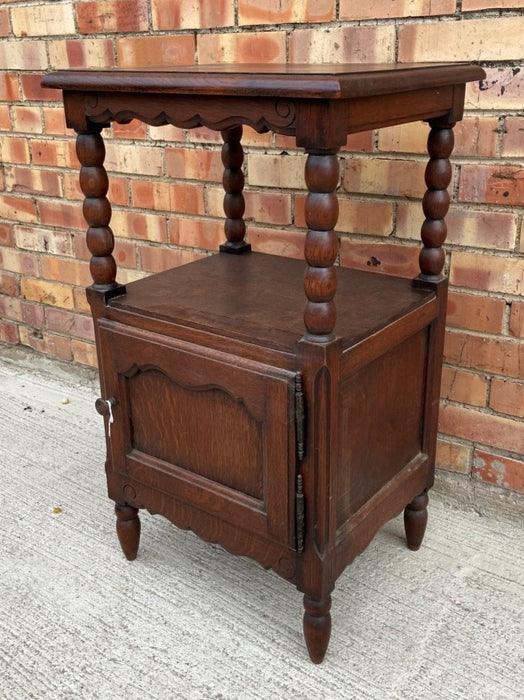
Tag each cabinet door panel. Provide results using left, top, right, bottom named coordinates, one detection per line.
left=98, top=320, right=296, bottom=546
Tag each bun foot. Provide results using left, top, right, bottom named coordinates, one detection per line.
left=115, top=504, right=141, bottom=561
left=303, top=594, right=332, bottom=664
left=404, top=490, right=429, bottom=551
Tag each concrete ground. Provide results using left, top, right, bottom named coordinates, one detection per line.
left=0, top=344, right=523, bottom=700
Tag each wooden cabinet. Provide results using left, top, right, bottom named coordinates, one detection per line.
left=43, top=62, right=484, bottom=663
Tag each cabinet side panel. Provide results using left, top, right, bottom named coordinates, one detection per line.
left=337, top=329, right=428, bottom=525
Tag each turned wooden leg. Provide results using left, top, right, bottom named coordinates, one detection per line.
left=404, top=491, right=429, bottom=551
left=115, top=504, right=141, bottom=561
left=219, top=125, right=250, bottom=254
left=303, top=594, right=332, bottom=664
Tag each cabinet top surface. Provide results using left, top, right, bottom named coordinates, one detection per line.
left=42, top=62, right=484, bottom=98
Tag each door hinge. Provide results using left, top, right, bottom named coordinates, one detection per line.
left=296, top=474, right=305, bottom=555
left=295, top=372, right=305, bottom=461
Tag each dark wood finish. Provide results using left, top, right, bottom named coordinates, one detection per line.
left=43, top=63, right=484, bottom=664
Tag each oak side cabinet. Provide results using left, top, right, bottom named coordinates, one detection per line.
left=43, top=63, right=484, bottom=663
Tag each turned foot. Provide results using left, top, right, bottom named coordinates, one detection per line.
left=404, top=491, right=429, bottom=551
left=303, top=594, right=332, bottom=664
left=115, top=504, right=141, bottom=560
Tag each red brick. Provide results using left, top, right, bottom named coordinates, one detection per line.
left=450, top=252, right=523, bottom=296
left=105, top=142, right=163, bottom=176
left=459, top=164, right=524, bottom=206
left=0, top=247, right=38, bottom=276
left=0, top=320, right=19, bottom=344
left=21, top=278, right=75, bottom=309
left=111, top=210, right=167, bottom=243
left=46, top=307, right=95, bottom=342
left=399, top=17, right=523, bottom=62
left=12, top=106, right=42, bottom=134
left=440, top=367, right=487, bottom=407
left=41, top=257, right=92, bottom=287
left=166, top=147, right=223, bottom=182
left=340, top=239, right=420, bottom=278
left=77, top=0, right=148, bottom=33
left=0, top=74, right=19, bottom=101
left=5, top=166, right=62, bottom=198
left=446, top=291, right=505, bottom=335
left=138, top=245, right=204, bottom=273
left=71, top=338, right=97, bottom=367
left=131, top=181, right=205, bottom=215
left=439, top=403, right=524, bottom=454
left=0, top=223, right=13, bottom=247
left=73, top=287, right=91, bottom=314
left=490, top=378, right=524, bottom=418
left=153, top=0, right=234, bottom=29
left=0, top=8, right=9, bottom=37
left=117, top=35, right=195, bottom=68
left=39, top=200, right=86, bottom=231
left=248, top=226, right=306, bottom=260
left=472, top=449, right=524, bottom=495
left=0, top=194, right=37, bottom=223
left=244, top=191, right=292, bottom=226
left=19, top=326, right=73, bottom=363
left=63, top=172, right=128, bottom=207
left=340, top=131, right=375, bottom=154
left=168, top=217, right=223, bottom=251
left=0, top=295, right=45, bottom=327
left=453, top=117, right=499, bottom=158
left=0, top=272, right=18, bottom=297
left=0, top=105, right=10, bottom=131
left=290, top=25, right=395, bottom=63
left=113, top=240, right=136, bottom=269
left=43, top=108, right=68, bottom=136
left=112, top=120, right=148, bottom=140
left=436, top=439, right=472, bottom=475
left=1, top=136, right=30, bottom=164
left=14, top=224, right=73, bottom=256
left=49, top=39, right=115, bottom=70
left=444, top=330, right=524, bottom=380
left=238, top=0, right=334, bottom=24
left=21, top=75, right=61, bottom=102
left=502, top=116, right=524, bottom=157
left=510, top=302, right=524, bottom=338
left=198, top=31, right=286, bottom=64
left=32, top=139, right=77, bottom=168
left=341, top=0, right=455, bottom=19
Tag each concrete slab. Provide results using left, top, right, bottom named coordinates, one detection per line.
left=1, top=344, right=523, bottom=699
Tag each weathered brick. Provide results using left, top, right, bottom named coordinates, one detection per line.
left=450, top=251, right=523, bottom=295
left=39, top=200, right=86, bottom=231
left=11, top=3, right=75, bottom=37
left=198, top=31, right=286, bottom=64
left=345, top=157, right=426, bottom=198
left=131, top=180, right=205, bottom=215
left=290, top=25, right=395, bottom=63
left=436, top=439, right=472, bottom=474
left=0, top=272, right=18, bottom=297
left=502, top=116, right=524, bottom=157
left=148, top=124, right=186, bottom=143
left=0, top=105, right=10, bottom=131
left=239, top=0, right=334, bottom=24
left=463, top=0, right=524, bottom=8
left=138, top=245, right=204, bottom=273
left=71, top=338, right=97, bottom=367
left=0, top=41, right=48, bottom=70
left=166, top=147, right=223, bottom=182
left=19, top=326, right=73, bottom=363
left=0, top=223, right=13, bottom=247
left=113, top=240, right=137, bottom=270
left=153, top=0, right=234, bottom=29
left=247, top=153, right=306, bottom=190
left=0, top=73, right=18, bottom=101
left=248, top=226, right=306, bottom=260
left=439, top=403, right=524, bottom=454
left=1, top=136, right=30, bottom=164
left=41, top=257, right=92, bottom=287
left=453, top=117, right=500, bottom=158
left=397, top=204, right=517, bottom=251
left=49, top=39, right=115, bottom=70
left=295, top=194, right=393, bottom=237
left=472, top=449, right=524, bottom=495
left=5, top=166, right=62, bottom=198
left=63, top=172, right=128, bottom=207
left=0, top=247, right=38, bottom=276
left=105, top=142, right=163, bottom=177
left=31, top=139, right=77, bottom=168
left=77, top=0, right=148, bottom=33
left=0, top=194, right=37, bottom=223
left=446, top=290, right=505, bottom=335
left=341, top=0, right=456, bottom=19
left=112, top=120, right=148, bottom=140
left=43, top=108, right=68, bottom=136
left=399, top=17, right=524, bottom=62
left=12, top=106, right=42, bottom=134
left=168, top=217, right=223, bottom=251
left=21, top=75, right=61, bottom=102
left=444, top=329, right=524, bottom=380
left=0, top=320, right=19, bottom=344
left=340, top=239, right=420, bottom=278
left=110, top=210, right=167, bottom=243
left=466, top=67, right=524, bottom=111
left=0, top=8, right=9, bottom=37
left=46, top=307, right=94, bottom=342
left=117, top=35, right=195, bottom=68
left=490, top=378, right=524, bottom=418
left=21, top=278, right=75, bottom=309
left=509, top=301, right=524, bottom=338
left=459, top=164, right=524, bottom=207
left=440, top=367, right=487, bottom=407
left=15, top=225, right=73, bottom=256
left=244, top=191, right=292, bottom=226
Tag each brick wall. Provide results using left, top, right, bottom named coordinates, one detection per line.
left=0, top=0, right=523, bottom=495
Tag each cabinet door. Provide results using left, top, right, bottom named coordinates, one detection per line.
left=99, top=320, right=297, bottom=547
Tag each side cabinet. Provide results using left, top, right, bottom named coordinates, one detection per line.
left=98, top=320, right=299, bottom=551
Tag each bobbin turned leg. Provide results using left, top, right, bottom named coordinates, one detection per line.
left=220, top=125, right=251, bottom=254
left=115, top=504, right=141, bottom=561
left=303, top=594, right=332, bottom=664
left=404, top=491, right=429, bottom=551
